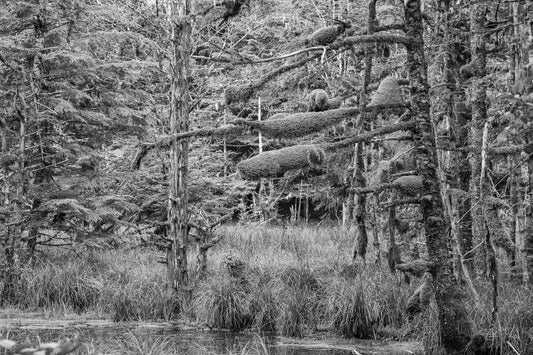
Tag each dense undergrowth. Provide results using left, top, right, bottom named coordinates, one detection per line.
left=3, top=225, right=532, bottom=354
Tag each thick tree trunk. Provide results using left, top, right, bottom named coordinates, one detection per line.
left=167, top=0, right=191, bottom=291
left=404, top=0, right=472, bottom=352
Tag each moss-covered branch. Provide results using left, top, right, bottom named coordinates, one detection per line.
left=343, top=33, right=415, bottom=47
left=237, top=145, right=326, bottom=180
left=232, top=103, right=406, bottom=139
left=380, top=198, right=420, bottom=208
left=325, top=120, right=416, bottom=151
left=375, top=23, right=406, bottom=32
left=396, top=260, right=435, bottom=277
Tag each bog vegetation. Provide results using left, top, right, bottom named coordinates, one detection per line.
left=1, top=0, right=533, bottom=354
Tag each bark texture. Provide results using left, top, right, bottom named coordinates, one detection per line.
left=469, top=0, right=488, bottom=277
left=353, top=0, right=376, bottom=261
left=404, top=0, right=472, bottom=352
left=167, top=0, right=191, bottom=291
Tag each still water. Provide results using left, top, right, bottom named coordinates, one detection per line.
left=2, top=320, right=418, bottom=354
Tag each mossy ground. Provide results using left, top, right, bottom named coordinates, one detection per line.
left=1, top=224, right=532, bottom=354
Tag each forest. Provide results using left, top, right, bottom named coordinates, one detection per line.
left=1, top=0, right=532, bottom=354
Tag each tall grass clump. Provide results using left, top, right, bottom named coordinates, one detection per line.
left=469, top=282, right=533, bottom=354
left=325, top=279, right=374, bottom=339
left=17, top=254, right=102, bottom=313
left=248, top=275, right=279, bottom=332
left=194, top=274, right=252, bottom=331
left=103, top=275, right=179, bottom=322
left=274, top=266, right=324, bottom=337
left=98, top=250, right=180, bottom=322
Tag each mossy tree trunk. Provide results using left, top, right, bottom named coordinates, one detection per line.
left=352, top=0, right=376, bottom=261
left=167, top=0, right=191, bottom=291
left=404, top=0, right=472, bottom=352
left=438, top=2, right=475, bottom=279
left=508, top=155, right=521, bottom=280
left=527, top=145, right=533, bottom=283
left=468, top=0, right=488, bottom=278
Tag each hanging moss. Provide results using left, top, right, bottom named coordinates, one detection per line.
left=392, top=175, right=424, bottom=196
left=368, top=76, right=403, bottom=107
left=237, top=145, right=326, bottom=180
left=240, top=107, right=358, bottom=139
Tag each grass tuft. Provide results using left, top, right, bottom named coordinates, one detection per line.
left=194, top=274, right=253, bottom=331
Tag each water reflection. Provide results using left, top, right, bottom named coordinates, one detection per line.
left=4, top=324, right=354, bottom=354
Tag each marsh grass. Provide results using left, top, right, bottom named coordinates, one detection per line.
left=5, top=223, right=533, bottom=354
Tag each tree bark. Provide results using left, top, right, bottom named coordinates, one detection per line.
left=404, top=0, right=472, bottom=352
left=167, top=0, right=191, bottom=291
left=469, top=0, right=488, bottom=278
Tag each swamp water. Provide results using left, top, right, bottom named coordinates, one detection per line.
left=1, top=317, right=419, bottom=354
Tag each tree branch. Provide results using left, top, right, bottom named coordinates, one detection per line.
left=343, top=33, right=415, bottom=47
left=325, top=120, right=416, bottom=151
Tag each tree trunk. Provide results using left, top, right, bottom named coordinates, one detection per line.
left=508, top=155, right=521, bottom=280
left=167, top=0, right=191, bottom=291
left=527, top=149, right=533, bottom=283
left=469, top=0, right=489, bottom=278
left=352, top=0, right=376, bottom=260
left=404, top=0, right=472, bottom=352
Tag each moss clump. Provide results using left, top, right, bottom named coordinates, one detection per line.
left=306, top=23, right=349, bottom=46
left=392, top=175, right=424, bottom=196
left=327, top=97, right=342, bottom=110
left=394, top=218, right=410, bottom=234
left=237, top=145, right=327, bottom=180
left=306, top=90, right=343, bottom=112
left=369, top=76, right=403, bottom=107
left=241, top=107, right=358, bottom=139
left=269, top=112, right=290, bottom=120
left=43, top=27, right=66, bottom=48
left=225, top=84, right=255, bottom=105
left=307, top=146, right=326, bottom=167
